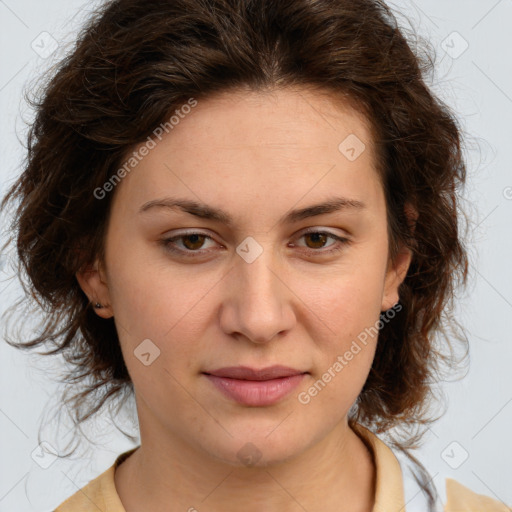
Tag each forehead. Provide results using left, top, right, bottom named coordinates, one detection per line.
left=163, top=86, right=374, bottom=157
left=112, top=86, right=384, bottom=221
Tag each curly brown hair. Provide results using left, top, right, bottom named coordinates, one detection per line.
left=1, top=0, right=470, bottom=505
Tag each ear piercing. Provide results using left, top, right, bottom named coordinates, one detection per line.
left=94, top=302, right=103, bottom=309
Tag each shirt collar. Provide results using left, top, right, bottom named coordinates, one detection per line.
left=351, top=423, right=407, bottom=512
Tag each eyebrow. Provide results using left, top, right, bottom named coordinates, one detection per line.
left=138, top=196, right=366, bottom=226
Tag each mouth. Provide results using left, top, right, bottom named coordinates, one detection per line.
left=203, top=365, right=308, bottom=380
left=202, top=365, right=309, bottom=406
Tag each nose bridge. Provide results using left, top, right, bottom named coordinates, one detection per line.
left=222, top=239, right=294, bottom=343
left=239, top=250, right=280, bottom=306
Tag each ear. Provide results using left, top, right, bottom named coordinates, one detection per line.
left=381, top=203, right=417, bottom=312
left=75, top=258, right=114, bottom=318
left=381, top=245, right=412, bottom=311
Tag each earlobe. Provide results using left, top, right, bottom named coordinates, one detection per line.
left=75, top=259, right=113, bottom=318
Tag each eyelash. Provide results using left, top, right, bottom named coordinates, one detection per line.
left=159, top=230, right=351, bottom=258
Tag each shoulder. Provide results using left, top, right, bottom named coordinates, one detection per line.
left=393, top=444, right=510, bottom=512
left=353, top=424, right=510, bottom=512
left=445, top=478, right=511, bottom=512
left=53, top=448, right=137, bottom=512
left=54, top=465, right=113, bottom=511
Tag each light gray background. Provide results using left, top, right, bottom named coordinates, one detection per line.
left=0, top=0, right=511, bottom=510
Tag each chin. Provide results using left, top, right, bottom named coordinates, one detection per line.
left=199, top=427, right=313, bottom=469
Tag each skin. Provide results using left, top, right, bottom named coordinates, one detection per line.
left=76, top=86, right=413, bottom=512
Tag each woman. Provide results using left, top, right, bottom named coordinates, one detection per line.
left=1, top=0, right=508, bottom=510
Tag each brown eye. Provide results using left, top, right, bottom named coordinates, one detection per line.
left=292, top=230, right=351, bottom=256
left=160, top=232, right=217, bottom=257
left=180, top=234, right=208, bottom=250
left=303, top=232, right=330, bottom=249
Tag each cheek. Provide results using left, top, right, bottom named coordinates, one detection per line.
left=299, top=313, right=378, bottom=415
left=294, top=265, right=383, bottom=394
left=296, top=262, right=385, bottom=339
left=106, top=242, right=214, bottom=337
left=107, top=259, right=219, bottom=393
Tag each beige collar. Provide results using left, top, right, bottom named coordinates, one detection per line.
left=351, top=423, right=407, bottom=511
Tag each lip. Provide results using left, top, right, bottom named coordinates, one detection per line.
left=204, top=365, right=306, bottom=380
left=202, top=366, right=308, bottom=406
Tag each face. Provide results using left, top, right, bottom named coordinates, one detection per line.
left=77, top=86, right=411, bottom=466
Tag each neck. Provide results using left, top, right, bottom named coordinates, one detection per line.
left=115, top=416, right=376, bottom=512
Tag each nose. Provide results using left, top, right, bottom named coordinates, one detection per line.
left=219, top=246, right=296, bottom=344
